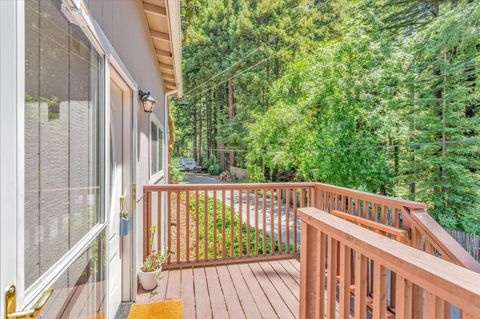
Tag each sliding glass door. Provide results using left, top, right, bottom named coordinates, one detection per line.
left=21, top=0, right=106, bottom=317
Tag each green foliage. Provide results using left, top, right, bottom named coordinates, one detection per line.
left=206, top=155, right=221, bottom=175
left=170, top=158, right=186, bottom=183
left=189, top=193, right=289, bottom=259
left=142, top=226, right=167, bottom=272
left=176, top=0, right=480, bottom=234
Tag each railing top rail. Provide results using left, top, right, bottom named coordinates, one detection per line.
left=298, top=207, right=480, bottom=312
left=315, top=182, right=426, bottom=209
left=410, top=210, right=480, bottom=273
left=144, top=182, right=316, bottom=191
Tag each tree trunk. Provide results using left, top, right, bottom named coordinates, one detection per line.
left=193, top=107, right=197, bottom=163
left=227, top=78, right=235, bottom=167
left=205, top=99, right=210, bottom=162
left=199, top=106, right=203, bottom=167
left=216, top=86, right=225, bottom=170
left=409, top=84, right=416, bottom=200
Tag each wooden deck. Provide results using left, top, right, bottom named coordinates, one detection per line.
left=136, top=258, right=301, bottom=319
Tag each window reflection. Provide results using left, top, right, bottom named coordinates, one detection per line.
left=38, top=231, right=106, bottom=319
left=25, top=0, right=103, bottom=288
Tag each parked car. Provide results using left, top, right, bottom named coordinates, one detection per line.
left=180, top=157, right=196, bottom=171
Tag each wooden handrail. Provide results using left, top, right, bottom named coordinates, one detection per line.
left=144, top=182, right=315, bottom=191
left=299, top=207, right=480, bottom=318
left=331, top=210, right=409, bottom=244
left=314, top=183, right=480, bottom=273
left=410, top=210, right=480, bottom=273
left=315, top=182, right=426, bottom=210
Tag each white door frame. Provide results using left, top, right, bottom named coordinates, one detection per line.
left=107, top=64, right=138, bottom=310
left=0, top=0, right=24, bottom=316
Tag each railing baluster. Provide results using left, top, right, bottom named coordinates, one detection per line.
left=308, top=187, right=313, bottom=206
left=222, top=190, right=226, bottom=259
left=246, top=189, right=250, bottom=256
left=230, top=189, right=234, bottom=257
left=381, top=205, right=386, bottom=224
left=213, top=190, right=217, bottom=259
left=254, top=189, right=259, bottom=256
left=167, top=191, right=171, bottom=264
left=195, top=191, right=199, bottom=261
left=262, top=189, right=267, bottom=255
left=300, top=187, right=305, bottom=208
left=339, top=243, right=352, bottom=318
left=373, top=262, right=387, bottom=319
left=176, top=191, right=181, bottom=263
left=270, top=188, right=275, bottom=254
left=157, top=191, right=162, bottom=254
left=425, top=291, right=445, bottom=319
left=238, top=189, right=243, bottom=257
left=185, top=190, right=189, bottom=262
left=143, top=190, right=150, bottom=261
left=326, top=237, right=338, bottom=319
left=395, top=274, right=412, bottom=319
left=277, top=188, right=282, bottom=254
left=355, top=253, right=368, bottom=319
left=286, top=188, right=290, bottom=254
left=293, top=188, right=298, bottom=254
left=204, top=190, right=208, bottom=260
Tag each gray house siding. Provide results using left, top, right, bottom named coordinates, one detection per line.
left=87, top=0, right=170, bottom=286
left=87, top=0, right=168, bottom=191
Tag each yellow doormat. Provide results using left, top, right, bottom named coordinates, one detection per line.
left=128, top=300, right=182, bottom=319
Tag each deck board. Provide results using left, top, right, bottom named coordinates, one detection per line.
left=193, top=267, right=213, bottom=318
left=205, top=267, right=229, bottom=318
left=238, top=263, right=277, bottom=318
left=249, top=262, right=295, bottom=319
left=180, top=268, right=195, bottom=319
left=259, top=261, right=299, bottom=316
left=227, top=264, right=262, bottom=319
left=269, top=260, right=300, bottom=300
left=137, top=258, right=301, bottom=319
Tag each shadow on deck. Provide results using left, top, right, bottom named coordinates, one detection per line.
left=136, top=258, right=300, bottom=319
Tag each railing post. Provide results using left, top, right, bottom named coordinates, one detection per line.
left=300, top=220, right=325, bottom=319
left=143, top=190, right=150, bottom=261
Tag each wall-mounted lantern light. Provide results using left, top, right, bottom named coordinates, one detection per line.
left=139, top=90, right=156, bottom=113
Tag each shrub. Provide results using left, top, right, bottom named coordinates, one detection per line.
left=170, top=157, right=185, bottom=183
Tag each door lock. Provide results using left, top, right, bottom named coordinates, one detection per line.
left=5, top=285, right=53, bottom=319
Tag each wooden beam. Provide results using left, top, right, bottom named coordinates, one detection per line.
left=164, top=80, right=176, bottom=87
left=162, top=73, right=175, bottom=81
left=160, top=67, right=174, bottom=75
left=143, top=2, right=167, bottom=16
left=158, top=61, right=174, bottom=70
left=151, top=30, right=170, bottom=41
left=155, top=48, right=172, bottom=58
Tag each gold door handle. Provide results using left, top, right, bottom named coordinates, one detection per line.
left=120, top=193, right=126, bottom=211
left=5, top=285, right=54, bottom=319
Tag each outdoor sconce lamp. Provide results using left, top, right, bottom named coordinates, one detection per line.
left=139, top=90, right=156, bottom=113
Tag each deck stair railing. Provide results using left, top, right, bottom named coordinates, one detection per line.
left=143, top=182, right=480, bottom=272
left=298, top=207, right=480, bottom=319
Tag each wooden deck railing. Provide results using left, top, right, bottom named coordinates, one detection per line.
left=313, top=183, right=480, bottom=273
left=143, top=182, right=315, bottom=268
left=143, top=182, right=480, bottom=273
left=298, top=207, right=480, bottom=319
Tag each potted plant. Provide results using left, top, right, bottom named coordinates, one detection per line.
left=138, top=226, right=167, bottom=291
